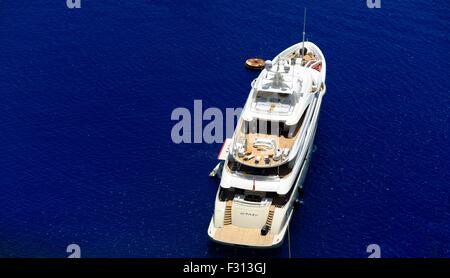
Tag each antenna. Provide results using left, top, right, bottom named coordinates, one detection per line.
left=301, top=8, right=307, bottom=61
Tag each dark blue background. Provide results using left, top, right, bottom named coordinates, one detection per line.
left=0, top=0, right=449, bottom=257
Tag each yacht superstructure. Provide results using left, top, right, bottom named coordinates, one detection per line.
left=208, top=41, right=327, bottom=248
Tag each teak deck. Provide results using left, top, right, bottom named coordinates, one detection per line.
left=213, top=225, right=274, bottom=247
left=235, top=132, right=298, bottom=167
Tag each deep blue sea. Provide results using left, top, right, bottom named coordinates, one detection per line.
left=0, top=1, right=449, bottom=258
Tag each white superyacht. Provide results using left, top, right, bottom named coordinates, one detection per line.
left=208, top=39, right=327, bottom=248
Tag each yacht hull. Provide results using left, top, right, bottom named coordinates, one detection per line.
left=208, top=41, right=326, bottom=248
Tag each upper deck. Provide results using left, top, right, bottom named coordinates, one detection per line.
left=233, top=42, right=324, bottom=168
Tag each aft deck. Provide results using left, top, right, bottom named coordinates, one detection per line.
left=213, top=224, right=274, bottom=247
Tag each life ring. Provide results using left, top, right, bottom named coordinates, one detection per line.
left=245, top=58, right=265, bottom=70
